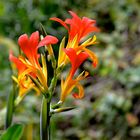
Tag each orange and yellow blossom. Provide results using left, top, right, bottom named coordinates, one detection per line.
left=9, top=51, right=39, bottom=97
left=10, top=31, right=58, bottom=96
left=60, top=48, right=89, bottom=102
left=50, top=11, right=99, bottom=68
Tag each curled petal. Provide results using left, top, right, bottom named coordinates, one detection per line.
left=83, top=48, right=98, bottom=68
left=80, top=35, right=97, bottom=47
left=50, top=17, right=69, bottom=30
left=38, top=35, right=58, bottom=48
left=72, top=83, right=84, bottom=99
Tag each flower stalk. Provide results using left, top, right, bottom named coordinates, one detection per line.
left=40, top=96, right=51, bottom=140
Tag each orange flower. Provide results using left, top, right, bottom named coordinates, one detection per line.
left=10, top=31, right=58, bottom=96
left=9, top=51, right=39, bottom=96
left=60, top=48, right=89, bottom=102
left=18, top=31, right=58, bottom=68
left=50, top=11, right=99, bottom=68
left=50, top=11, right=99, bottom=42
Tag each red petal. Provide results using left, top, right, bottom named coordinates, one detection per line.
left=18, top=31, right=40, bottom=66
left=72, top=93, right=79, bottom=98
left=38, top=35, right=58, bottom=48
left=82, top=17, right=96, bottom=25
left=81, top=17, right=99, bottom=38
left=64, top=48, right=89, bottom=77
left=63, top=48, right=77, bottom=66
left=18, top=33, right=29, bottom=54
left=50, top=17, right=69, bottom=30
left=93, top=61, right=97, bottom=68
left=77, top=52, right=89, bottom=67
left=72, top=52, right=89, bottom=76
left=72, top=92, right=84, bottom=99
left=68, top=11, right=81, bottom=24
left=9, top=51, right=26, bottom=74
left=29, top=31, right=39, bottom=50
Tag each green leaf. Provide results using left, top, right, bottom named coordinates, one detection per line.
left=5, top=82, right=16, bottom=129
left=0, top=124, right=24, bottom=140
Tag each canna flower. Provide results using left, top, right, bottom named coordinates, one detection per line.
left=60, top=48, right=89, bottom=102
left=50, top=11, right=99, bottom=68
left=50, top=11, right=99, bottom=42
left=18, top=31, right=58, bottom=68
left=10, top=31, right=58, bottom=95
left=9, top=51, right=39, bottom=97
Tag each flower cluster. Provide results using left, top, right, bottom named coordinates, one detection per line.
left=10, top=11, right=99, bottom=103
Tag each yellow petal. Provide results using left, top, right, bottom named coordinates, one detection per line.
left=73, top=82, right=84, bottom=99
left=80, top=35, right=97, bottom=47
left=83, top=48, right=98, bottom=67
left=41, top=54, right=47, bottom=81
left=67, top=35, right=78, bottom=49
left=60, top=79, right=76, bottom=102
left=76, top=71, right=89, bottom=81
left=58, top=37, right=66, bottom=66
left=36, top=69, right=48, bottom=91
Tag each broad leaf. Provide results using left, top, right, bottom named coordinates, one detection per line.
left=0, top=124, right=24, bottom=140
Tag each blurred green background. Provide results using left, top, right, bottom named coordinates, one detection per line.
left=0, top=0, right=140, bottom=140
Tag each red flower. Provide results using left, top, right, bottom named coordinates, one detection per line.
left=10, top=31, right=58, bottom=96
left=51, top=11, right=99, bottom=68
left=64, top=48, right=89, bottom=78
left=9, top=51, right=38, bottom=96
left=18, top=31, right=58, bottom=68
left=50, top=11, right=99, bottom=42
left=60, top=48, right=89, bottom=102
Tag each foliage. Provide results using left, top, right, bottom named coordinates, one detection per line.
left=0, top=124, right=24, bottom=140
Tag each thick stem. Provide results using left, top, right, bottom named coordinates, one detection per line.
left=40, top=96, right=51, bottom=140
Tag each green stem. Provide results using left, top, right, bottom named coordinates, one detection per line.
left=5, top=81, right=16, bottom=129
left=49, top=65, right=64, bottom=99
left=40, top=96, right=51, bottom=140
left=49, top=75, right=57, bottom=97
